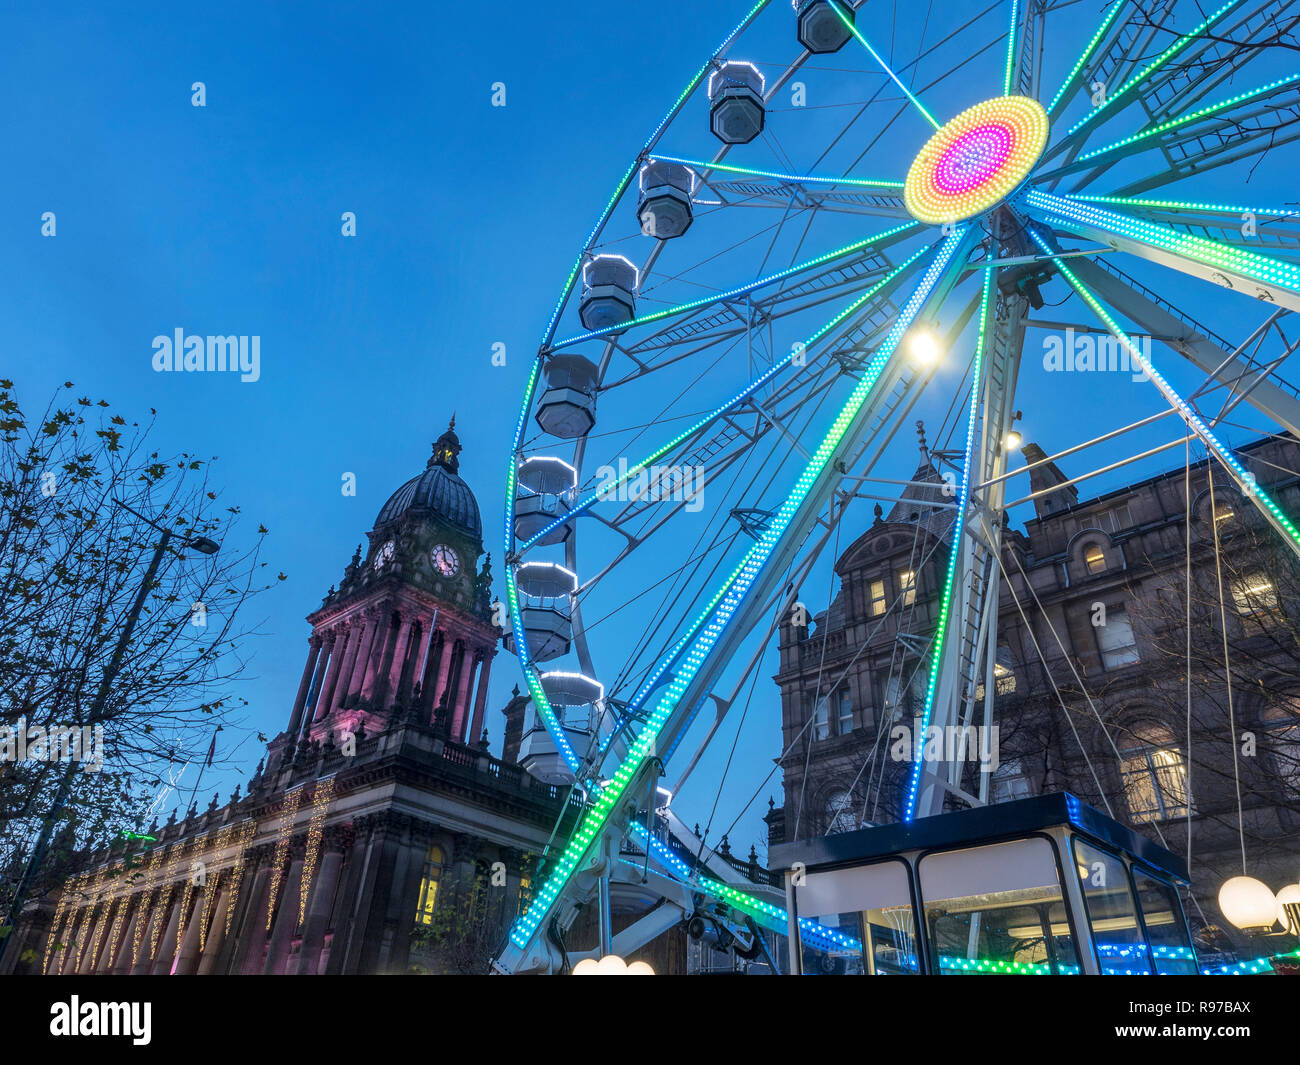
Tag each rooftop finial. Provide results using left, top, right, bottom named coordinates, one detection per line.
left=916, top=419, right=929, bottom=460
left=429, top=415, right=463, bottom=473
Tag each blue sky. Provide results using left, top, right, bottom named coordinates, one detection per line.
left=5, top=0, right=1296, bottom=854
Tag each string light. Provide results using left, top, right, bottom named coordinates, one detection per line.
left=199, top=822, right=232, bottom=952
left=175, top=836, right=203, bottom=958
left=299, top=777, right=336, bottom=925
left=44, top=872, right=82, bottom=974
left=150, top=841, right=184, bottom=961
left=905, top=97, right=1048, bottom=225
left=1046, top=0, right=1123, bottom=115
left=101, top=895, right=127, bottom=973
left=132, top=847, right=163, bottom=967
left=266, top=785, right=304, bottom=931
left=223, top=820, right=257, bottom=940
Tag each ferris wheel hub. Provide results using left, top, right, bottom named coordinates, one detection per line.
left=904, top=95, right=1049, bottom=226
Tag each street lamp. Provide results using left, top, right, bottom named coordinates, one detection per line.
left=0, top=500, right=219, bottom=965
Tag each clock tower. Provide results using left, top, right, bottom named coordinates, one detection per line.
left=282, top=417, right=499, bottom=748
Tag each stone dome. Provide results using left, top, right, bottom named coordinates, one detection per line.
left=373, top=417, right=482, bottom=538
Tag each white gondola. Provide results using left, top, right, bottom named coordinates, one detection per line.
left=513, top=561, right=576, bottom=662
left=535, top=354, right=598, bottom=439
left=578, top=254, right=637, bottom=333
left=518, top=671, right=605, bottom=784
left=708, top=61, right=765, bottom=144
left=637, top=159, right=696, bottom=240
left=513, top=456, right=577, bottom=546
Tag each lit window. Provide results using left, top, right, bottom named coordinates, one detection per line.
left=1231, top=573, right=1278, bottom=616
left=837, top=690, right=853, bottom=735
left=1096, top=603, right=1139, bottom=669
left=517, top=874, right=532, bottom=917
left=1084, top=544, right=1106, bottom=575
left=898, top=570, right=917, bottom=607
left=813, top=696, right=830, bottom=741
left=415, top=845, right=444, bottom=925
left=1213, top=502, right=1235, bottom=527
left=869, top=579, right=887, bottom=617
left=1120, top=725, right=1189, bottom=823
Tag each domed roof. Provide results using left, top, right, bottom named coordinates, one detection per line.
left=373, top=417, right=482, bottom=538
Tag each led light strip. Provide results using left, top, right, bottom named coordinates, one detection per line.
left=1027, top=226, right=1300, bottom=553
left=1046, top=0, right=1123, bottom=116
left=903, top=270, right=993, bottom=822
left=1024, top=188, right=1300, bottom=297
left=550, top=222, right=919, bottom=350
left=1074, top=73, right=1300, bottom=162
left=509, top=229, right=971, bottom=950
left=830, top=0, right=941, bottom=130
left=1064, top=0, right=1244, bottom=138
left=1003, top=0, right=1021, bottom=96
left=649, top=154, right=904, bottom=189
left=1069, top=194, right=1300, bottom=219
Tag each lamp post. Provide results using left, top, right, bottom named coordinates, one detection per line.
left=0, top=502, right=218, bottom=966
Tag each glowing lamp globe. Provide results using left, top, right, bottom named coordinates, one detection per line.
left=1276, top=883, right=1300, bottom=934
left=904, top=96, right=1049, bottom=226
left=571, top=958, right=600, bottom=975
left=596, top=954, right=629, bottom=974
left=1218, top=875, right=1278, bottom=931
left=626, top=960, right=655, bottom=975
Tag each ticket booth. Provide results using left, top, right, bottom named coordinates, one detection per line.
left=771, top=792, right=1197, bottom=975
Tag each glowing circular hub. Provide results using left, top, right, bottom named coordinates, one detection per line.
left=904, top=96, right=1048, bottom=225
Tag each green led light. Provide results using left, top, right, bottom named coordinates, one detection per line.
left=1003, top=0, right=1021, bottom=96
left=1046, top=0, right=1124, bottom=116
left=1069, top=194, right=1299, bottom=218
left=1076, top=73, right=1300, bottom=162
left=831, top=0, right=941, bottom=129
left=1066, top=0, right=1244, bottom=137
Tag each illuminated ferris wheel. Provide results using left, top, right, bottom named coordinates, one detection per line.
left=497, top=0, right=1300, bottom=973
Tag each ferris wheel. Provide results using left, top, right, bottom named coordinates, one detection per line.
left=496, top=0, right=1300, bottom=973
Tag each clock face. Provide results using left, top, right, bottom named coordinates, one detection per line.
left=430, top=544, right=459, bottom=577
left=372, top=540, right=395, bottom=572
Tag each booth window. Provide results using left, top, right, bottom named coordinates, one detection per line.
left=918, top=837, right=1080, bottom=975
left=1071, top=838, right=1152, bottom=975
left=1132, top=869, right=1198, bottom=975
left=794, top=860, right=918, bottom=975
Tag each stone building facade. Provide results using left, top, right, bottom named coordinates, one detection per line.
left=769, top=432, right=1300, bottom=955
left=3, top=421, right=583, bottom=976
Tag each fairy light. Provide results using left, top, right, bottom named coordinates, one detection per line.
left=552, top=223, right=919, bottom=349
left=101, top=894, right=128, bottom=974
left=198, top=822, right=232, bottom=952
left=299, top=776, right=337, bottom=925
left=1046, top=0, right=1123, bottom=115
left=266, top=785, right=304, bottom=931
left=44, top=872, right=82, bottom=974
left=1202, top=948, right=1300, bottom=974
left=904, top=270, right=994, bottom=821
left=83, top=865, right=116, bottom=971
left=648, top=153, right=904, bottom=188
left=1028, top=226, right=1300, bottom=553
left=509, top=228, right=971, bottom=951
left=1075, top=73, right=1300, bottom=162
left=149, top=841, right=184, bottom=961
left=131, top=847, right=163, bottom=967
left=69, top=865, right=109, bottom=971
left=223, top=820, right=257, bottom=939
left=1065, top=0, right=1245, bottom=137
left=1025, top=189, right=1300, bottom=299
left=904, top=97, right=1048, bottom=225
left=175, top=836, right=202, bottom=958
left=1003, top=0, right=1021, bottom=95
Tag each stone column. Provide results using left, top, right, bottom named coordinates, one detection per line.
left=288, top=637, right=323, bottom=737
left=295, top=833, right=346, bottom=974
left=195, top=885, right=230, bottom=975
left=173, top=893, right=205, bottom=974
left=313, top=632, right=346, bottom=723
left=322, top=827, right=367, bottom=975
left=327, top=622, right=363, bottom=717
left=432, top=636, right=459, bottom=724
left=452, top=648, right=481, bottom=743
left=111, top=899, right=142, bottom=974
left=468, top=651, right=494, bottom=747
left=149, top=898, right=182, bottom=974
left=395, top=616, right=428, bottom=708
left=228, top=853, right=274, bottom=975
left=263, top=850, right=305, bottom=974
left=419, top=632, right=445, bottom=717
left=362, top=614, right=397, bottom=702
left=340, top=614, right=376, bottom=709
left=377, top=616, right=416, bottom=709
left=130, top=903, right=160, bottom=975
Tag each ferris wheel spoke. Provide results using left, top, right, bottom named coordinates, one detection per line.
left=650, top=153, right=904, bottom=193
left=1030, top=226, right=1300, bottom=559
left=1023, top=188, right=1300, bottom=312
left=1045, top=0, right=1164, bottom=120
left=1067, top=195, right=1300, bottom=263
left=1037, top=74, right=1300, bottom=190
left=506, top=227, right=976, bottom=956
left=1044, top=0, right=1248, bottom=161
left=829, top=1, right=941, bottom=130
left=547, top=221, right=920, bottom=352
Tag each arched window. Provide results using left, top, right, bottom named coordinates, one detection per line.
left=414, top=845, right=444, bottom=926
left=1119, top=724, right=1189, bottom=823
left=1083, top=543, right=1106, bottom=575
left=825, top=789, right=856, bottom=835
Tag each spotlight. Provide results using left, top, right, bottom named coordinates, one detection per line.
left=909, top=328, right=940, bottom=363
left=1004, top=429, right=1023, bottom=450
